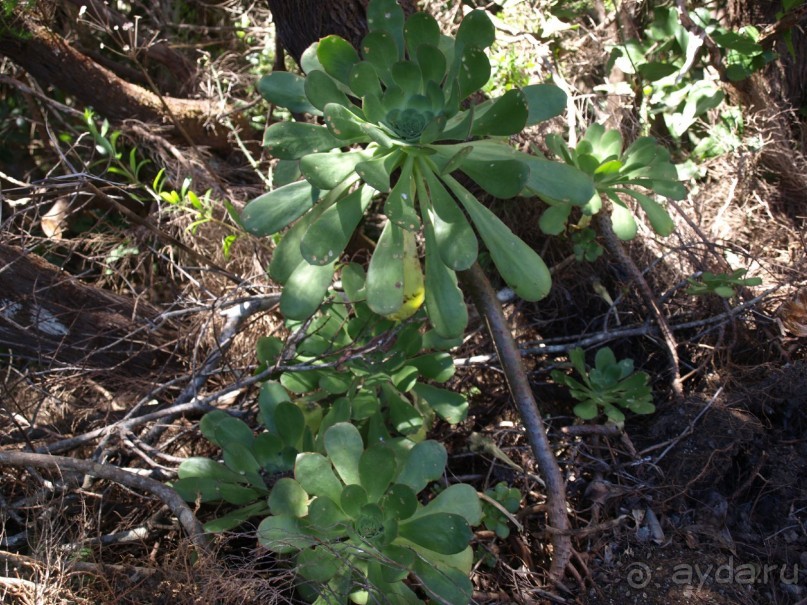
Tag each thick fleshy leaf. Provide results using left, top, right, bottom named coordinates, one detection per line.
left=382, top=382, right=424, bottom=435
left=349, top=61, right=382, bottom=98
left=279, top=259, right=335, bottom=319
left=457, top=46, right=491, bottom=100
left=317, top=35, right=360, bottom=85
left=203, top=501, right=269, bottom=533
left=422, top=211, right=468, bottom=338
left=366, top=0, right=405, bottom=56
left=445, top=174, right=551, bottom=301
left=391, top=60, right=423, bottom=93
left=177, top=457, right=246, bottom=483
left=522, top=84, right=567, bottom=125
left=241, top=181, right=322, bottom=236
left=409, top=352, right=455, bottom=383
left=471, top=89, right=528, bottom=136
left=300, top=186, right=374, bottom=265
left=405, top=12, right=440, bottom=52
left=300, top=149, right=369, bottom=190
left=459, top=157, right=529, bottom=199
left=366, top=220, right=405, bottom=316
left=257, top=72, right=319, bottom=115
left=359, top=444, right=396, bottom=502
left=268, top=477, right=309, bottom=517
left=263, top=121, right=345, bottom=159
left=297, top=546, right=341, bottom=582
left=323, top=103, right=369, bottom=141
left=257, top=514, right=314, bottom=553
left=304, top=69, right=351, bottom=112
left=274, top=401, right=306, bottom=446
left=355, top=148, right=404, bottom=192
left=341, top=484, right=369, bottom=518
left=172, top=477, right=260, bottom=505
left=341, top=262, right=367, bottom=302
left=360, top=31, right=399, bottom=82
left=522, top=154, right=596, bottom=205
left=412, top=383, right=468, bottom=424
left=539, top=202, right=572, bottom=235
left=416, top=44, right=447, bottom=85
left=381, top=484, right=418, bottom=520
left=440, top=105, right=474, bottom=141
left=456, top=9, right=495, bottom=49
left=323, top=422, right=364, bottom=486
left=268, top=201, right=325, bottom=284
left=223, top=442, right=265, bottom=489
left=397, top=440, right=446, bottom=493
left=608, top=194, right=638, bottom=240
left=200, top=411, right=253, bottom=448
left=413, top=556, right=473, bottom=605
left=384, top=156, right=420, bottom=231
left=398, top=513, right=471, bottom=554
left=295, top=452, right=343, bottom=502
left=618, top=188, right=675, bottom=236
left=411, top=483, right=482, bottom=526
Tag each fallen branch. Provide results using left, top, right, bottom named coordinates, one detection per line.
left=458, top=263, right=572, bottom=582
left=0, top=451, right=210, bottom=555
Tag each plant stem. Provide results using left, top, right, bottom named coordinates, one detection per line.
left=597, top=209, right=684, bottom=398
left=458, top=263, right=572, bottom=581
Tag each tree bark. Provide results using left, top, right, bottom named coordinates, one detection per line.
left=0, top=10, right=234, bottom=150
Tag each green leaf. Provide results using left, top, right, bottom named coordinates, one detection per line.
left=241, top=180, right=321, bottom=237
left=274, top=401, right=306, bottom=446
left=618, top=188, right=675, bottom=236
left=297, top=546, right=342, bottom=582
left=398, top=513, right=472, bottom=554
left=384, top=155, right=420, bottom=231
left=608, top=195, right=638, bottom=240
left=422, top=211, right=469, bottom=338
left=459, top=157, right=528, bottom=199
left=409, top=352, right=455, bottom=383
left=360, top=444, right=397, bottom=502
left=457, top=46, right=491, bottom=99
left=456, top=10, right=495, bottom=49
left=324, top=422, right=364, bottom=486
left=172, top=477, right=260, bottom=505
left=304, top=69, right=351, bottom=112
left=349, top=61, right=382, bottom=98
left=200, top=411, right=253, bottom=448
left=300, top=186, right=374, bottom=265
left=177, top=457, right=245, bottom=483
left=341, top=484, right=369, bottom=518
left=397, top=440, right=446, bottom=493
left=263, top=121, right=346, bottom=160
left=295, top=453, right=344, bottom=502
left=391, top=60, right=423, bottom=93
left=341, top=262, right=367, bottom=302
left=404, top=12, right=440, bottom=52
left=366, top=220, right=405, bottom=315
left=318, top=35, right=360, bottom=85
left=355, top=148, right=404, bottom=192
left=382, top=383, right=424, bottom=436
left=412, top=483, right=482, bottom=526
left=300, top=149, right=369, bottom=190
left=268, top=201, right=325, bottom=284
left=539, top=202, right=572, bottom=235
left=523, top=154, right=596, bottom=205
left=471, top=89, right=528, bottom=136
left=279, top=259, right=335, bottom=320
left=323, top=102, right=369, bottom=141
left=381, top=484, right=418, bottom=520
left=522, top=84, right=567, bottom=125
left=257, top=72, right=319, bottom=115
left=203, top=501, right=269, bottom=533
left=268, top=477, right=309, bottom=517
left=445, top=175, right=551, bottom=301
left=420, top=168, right=477, bottom=271
left=360, top=31, right=400, bottom=80
left=222, top=442, right=266, bottom=488
left=367, top=0, right=405, bottom=56
left=417, top=45, right=447, bottom=86
left=413, top=556, right=473, bottom=605
left=257, top=514, right=315, bottom=553
left=637, top=61, right=679, bottom=81
left=412, top=383, right=468, bottom=424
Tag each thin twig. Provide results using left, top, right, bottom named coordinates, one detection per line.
left=0, top=451, right=210, bottom=555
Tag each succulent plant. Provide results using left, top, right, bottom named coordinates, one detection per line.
left=257, top=422, right=482, bottom=605
left=551, top=347, right=655, bottom=423
left=540, top=123, right=686, bottom=239
left=245, top=0, right=595, bottom=337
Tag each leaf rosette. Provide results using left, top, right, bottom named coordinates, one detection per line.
left=245, top=0, right=596, bottom=337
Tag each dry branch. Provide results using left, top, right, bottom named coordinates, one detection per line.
left=0, top=450, right=210, bottom=555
